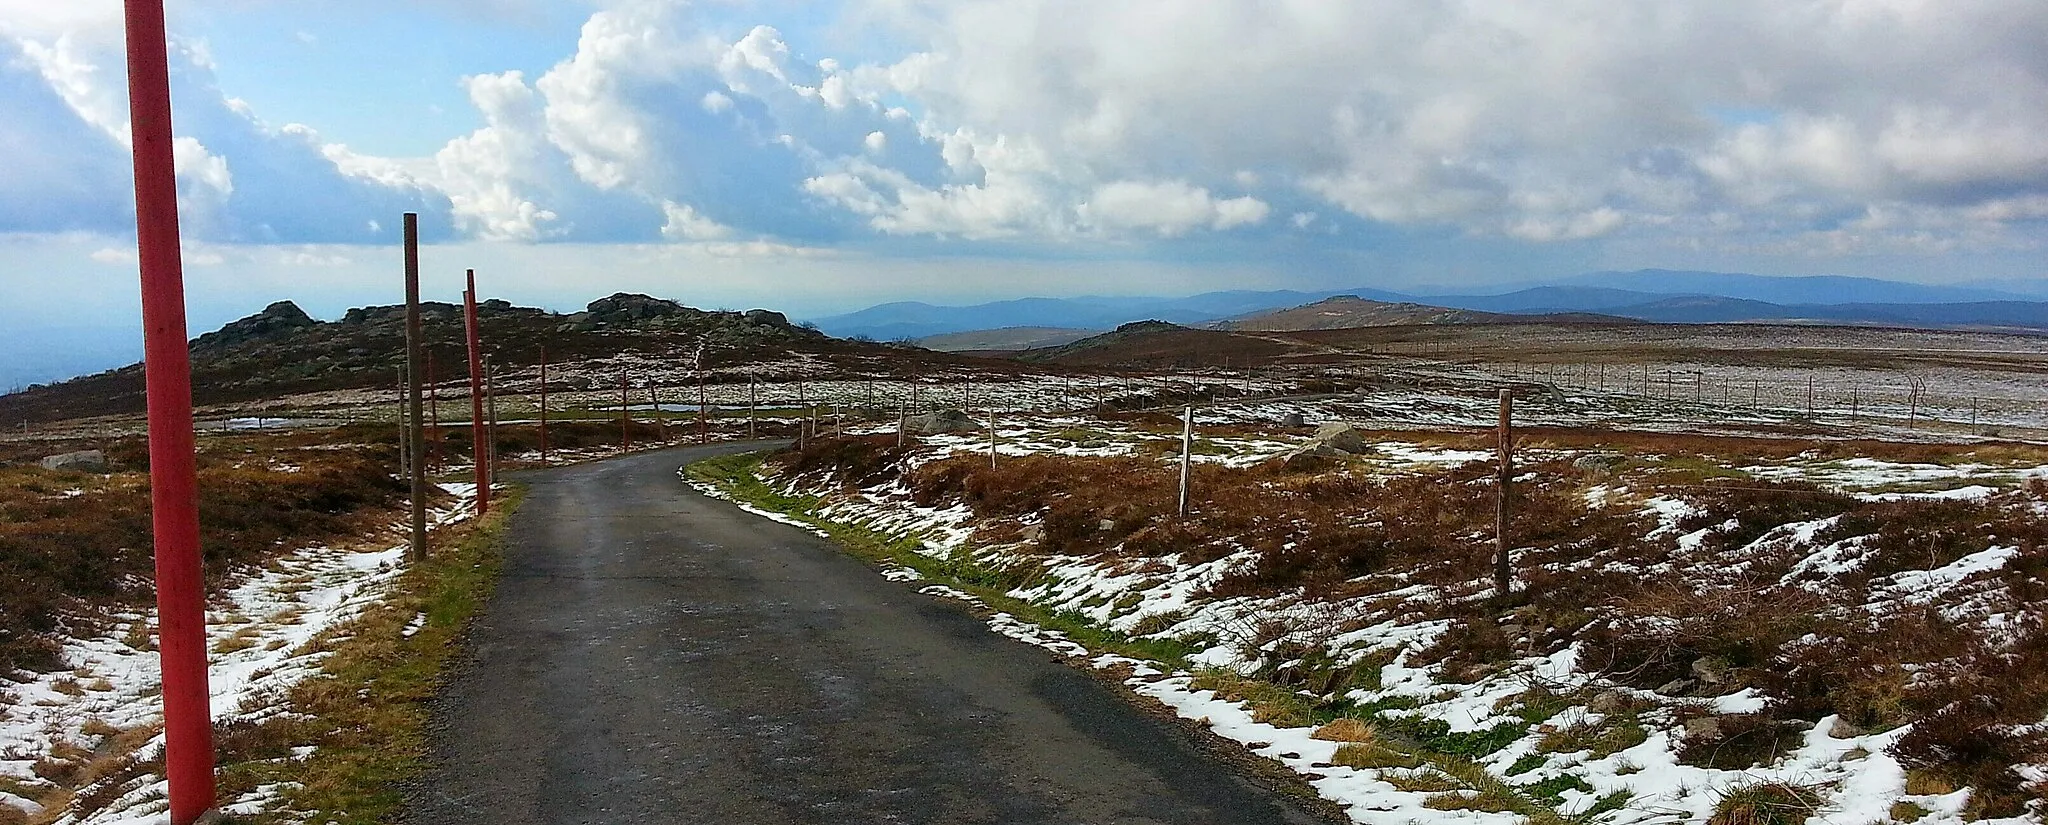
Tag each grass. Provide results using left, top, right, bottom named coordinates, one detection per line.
left=1537, top=715, right=1649, bottom=758
left=1706, top=781, right=1826, bottom=825
left=206, top=485, right=521, bottom=824
left=686, top=451, right=1200, bottom=667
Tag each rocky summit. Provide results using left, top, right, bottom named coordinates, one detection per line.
left=0, top=293, right=926, bottom=423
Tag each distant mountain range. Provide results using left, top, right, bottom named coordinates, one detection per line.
left=804, top=270, right=2048, bottom=344
left=1220, top=296, right=1622, bottom=331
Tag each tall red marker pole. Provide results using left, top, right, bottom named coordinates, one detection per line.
left=463, top=272, right=489, bottom=515
left=121, top=2, right=216, bottom=821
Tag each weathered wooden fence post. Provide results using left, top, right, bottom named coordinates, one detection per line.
left=1178, top=405, right=1194, bottom=516
left=1495, top=389, right=1514, bottom=599
left=401, top=215, right=426, bottom=561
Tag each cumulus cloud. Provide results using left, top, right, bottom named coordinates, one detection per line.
left=845, top=0, right=2048, bottom=253
left=1080, top=181, right=1269, bottom=236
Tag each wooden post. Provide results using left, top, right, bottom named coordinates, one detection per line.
left=897, top=398, right=907, bottom=448
left=747, top=376, right=757, bottom=439
left=1178, top=405, right=1193, bottom=516
left=485, top=359, right=499, bottom=486
left=401, top=214, right=426, bottom=562
left=620, top=367, right=632, bottom=450
left=537, top=345, right=549, bottom=466
left=651, top=381, right=667, bottom=443
left=988, top=406, right=998, bottom=469
left=698, top=371, right=709, bottom=444
left=463, top=273, right=488, bottom=515
left=397, top=369, right=409, bottom=482
left=428, top=351, right=442, bottom=471
left=1495, top=389, right=1514, bottom=598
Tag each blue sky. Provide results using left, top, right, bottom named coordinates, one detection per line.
left=3, top=0, right=2047, bottom=387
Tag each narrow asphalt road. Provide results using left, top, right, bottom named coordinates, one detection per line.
left=408, top=441, right=1330, bottom=825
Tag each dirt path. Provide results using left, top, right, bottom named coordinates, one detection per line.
left=406, top=441, right=1330, bottom=825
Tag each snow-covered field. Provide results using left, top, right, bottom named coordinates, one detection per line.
left=0, top=485, right=480, bottom=825
left=704, top=407, right=2048, bottom=824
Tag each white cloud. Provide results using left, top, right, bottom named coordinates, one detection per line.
left=658, top=200, right=732, bottom=241
left=432, top=71, right=564, bottom=240
left=1080, top=180, right=1269, bottom=236
left=862, top=131, right=886, bottom=154
left=843, top=0, right=2048, bottom=252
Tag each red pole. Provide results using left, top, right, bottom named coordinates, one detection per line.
left=121, top=1, right=215, bottom=821
left=538, top=345, right=549, bottom=466
left=464, top=273, right=488, bottom=515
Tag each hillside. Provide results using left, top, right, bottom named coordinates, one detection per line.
left=0, top=293, right=978, bottom=424
left=918, top=326, right=1097, bottom=352
left=1220, top=295, right=1623, bottom=331
left=1014, top=321, right=1309, bottom=369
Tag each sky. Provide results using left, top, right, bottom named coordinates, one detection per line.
left=2, top=0, right=2046, bottom=387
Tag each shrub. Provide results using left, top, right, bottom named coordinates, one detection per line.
left=1706, top=781, right=1825, bottom=825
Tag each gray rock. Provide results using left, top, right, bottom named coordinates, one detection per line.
left=1311, top=422, right=1369, bottom=454
left=1683, top=716, right=1722, bottom=740
left=1574, top=453, right=1627, bottom=473
left=743, top=309, right=791, bottom=328
left=1281, top=412, right=1306, bottom=428
left=1587, top=691, right=1631, bottom=714
left=1271, top=442, right=1351, bottom=472
left=1690, top=656, right=1732, bottom=686
left=41, top=450, right=108, bottom=473
left=903, top=409, right=979, bottom=435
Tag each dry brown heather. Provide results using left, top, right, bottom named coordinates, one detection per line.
left=0, top=430, right=421, bottom=674
left=780, top=433, right=2048, bottom=816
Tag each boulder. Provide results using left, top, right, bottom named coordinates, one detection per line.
left=743, top=309, right=792, bottom=328
left=1281, top=412, right=1306, bottom=428
left=1271, top=442, right=1351, bottom=472
left=1310, top=422, right=1369, bottom=454
left=903, top=409, right=979, bottom=435
left=40, top=450, right=108, bottom=473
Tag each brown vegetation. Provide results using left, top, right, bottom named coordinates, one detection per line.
left=0, top=433, right=417, bottom=674
left=779, top=430, right=2048, bottom=805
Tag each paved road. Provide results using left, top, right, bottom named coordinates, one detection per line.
left=408, top=442, right=1330, bottom=825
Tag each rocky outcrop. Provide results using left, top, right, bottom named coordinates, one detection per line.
left=191, top=301, right=314, bottom=352
left=585, top=293, right=693, bottom=324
